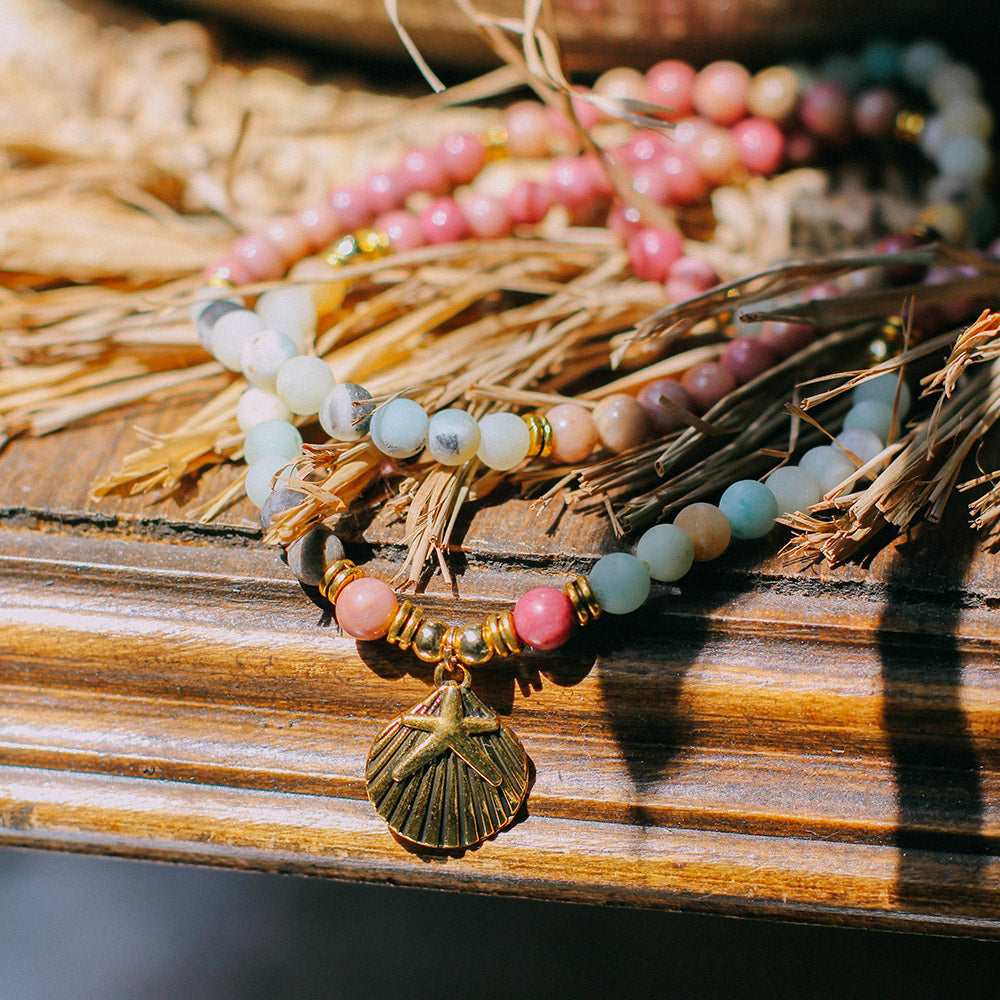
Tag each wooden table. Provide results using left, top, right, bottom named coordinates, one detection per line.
left=2, top=399, right=998, bottom=936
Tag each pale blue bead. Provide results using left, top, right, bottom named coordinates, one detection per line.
left=246, top=456, right=292, bottom=508
left=799, top=445, right=856, bottom=493
left=938, top=135, right=992, bottom=181
left=477, top=412, right=531, bottom=471
left=764, top=466, right=823, bottom=516
left=244, top=418, right=302, bottom=466
left=853, top=373, right=911, bottom=417
left=836, top=428, right=884, bottom=465
left=371, top=398, right=429, bottom=459
left=587, top=552, right=651, bottom=615
left=427, top=409, right=481, bottom=465
left=843, top=401, right=894, bottom=443
left=902, top=40, right=948, bottom=89
left=636, top=524, right=694, bottom=583
left=719, top=479, right=778, bottom=540
left=861, top=40, right=902, bottom=84
left=318, top=382, right=373, bottom=441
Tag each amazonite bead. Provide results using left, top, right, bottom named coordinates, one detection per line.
left=843, top=401, right=894, bottom=443
left=587, top=552, right=651, bottom=615
left=476, top=412, right=531, bottom=471
left=836, top=428, right=885, bottom=464
left=427, top=409, right=480, bottom=465
left=276, top=355, right=334, bottom=416
left=902, top=40, right=948, bottom=89
left=636, top=524, right=694, bottom=582
left=241, top=329, right=299, bottom=393
left=853, top=373, right=911, bottom=417
left=246, top=456, right=292, bottom=508
left=193, top=298, right=241, bottom=349
left=244, top=418, right=302, bottom=466
left=719, top=479, right=778, bottom=539
left=236, top=387, right=292, bottom=432
left=255, top=286, right=317, bottom=351
left=765, top=466, right=823, bottom=515
left=861, top=40, right=902, bottom=84
left=210, top=309, right=264, bottom=371
left=370, top=398, right=429, bottom=459
left=937, top=135, right=992, bottom=181
left=318, top=383, right=374, bottom=441
left=799, top=445, right=857, bottom=493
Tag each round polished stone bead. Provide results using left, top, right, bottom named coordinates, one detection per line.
left=232, top=234, right=283, bottom=283
left=692, top=61, right=751, bottom=125
left=636, top=378, right=694, bottom=434
left=627, top=228, right=684, bottom=282
left=853, top=88, right=901, bottom=139
left=259, top=487, right=304, bottom=533
left=255, top=287, right=317, bottom=352
left=547, top=403, right=599, bottom=464
left=437, top=132, right=487, bottom=185
left=836, top=428, right=885, bottom=465
left=246, top=456, right=292, bottom=508
left=210, top=309, right=264, bottom=372
left=276, top=355, right=335, bottom=417
left=287, top=526, right=346, bottom=587
left=370, top=398, right=429, bottom=459
left=682, top=362, right=737, bottom=412
left=241, top=330, right=299, bottom=393
left=665, top=256, right=719, bottom=302
left=732, top=117, right=785, bottom=175
left=427, top=409, right=481, bottom=465
left=721, top=336, right=778, bottom=384
left=587, top=553, right=651, bottom=615
left=318, top=383, right=374, bottom=441
left=594, top=66, right=646, bottom=102
left=476, top=412, right=531, bottom=471
left=902, top=39, right=948, bottom=89
left=236, top=387, right=292, bottom=433
left=244, top=418, right=303, bottom=466
left=419, top=197, right=470, bottom=244
left=263, top=216, right=311, bottom=267
left=928, top=62, right=980, bottom=108
left=674, top=502, right=731, bottom=561
left=853, top=373, right=912, bottom=417
left=719, top=479, right=778, bottom=539
left=692, top=127, right=738, bottom=184
left=800, top=81, right=853, bottom=142
left=376, top=210, right=426, bottom=252
left=512, top=586, right=576, bottom=650
left=764, top=466, right=823, bottom=516
left=937, top=134, right=992, bottom=181
left=193, top=298, right=241, bottom=349
left=843, top=400, right=895, bottom=442
left=592, top=394, right=651, bottom=454
left=644, top=60, right=696, bottom=119
left=636, top=523, right=694, bottom=582
left=798, top=445, right=857, bottom=493
left=335, top=577, right=399, bottom=641
left=504, top=100, right=551, bottom=158
left=747, top=65, right=799, bottom=121
left=760, top=320, right=815, bottom=358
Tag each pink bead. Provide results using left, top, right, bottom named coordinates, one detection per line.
left=618, top=132, right=669, bottom=168
left=507, top=179, right=554, bottom=225
left=631, top=165, right=672, bottom=204
left=671, top=116, right=713, bottom=149
left=462, top=195, right=513, bottom=239
left=437, top=132, right=486, bottom=184
left=203, top=255, right=253, bottom=286
left=681, top=361, right=737, bottom=412
left=418, top=196, right=470, bottom=244
left=512, top=586, right=576, bottom=650
left=335, top=577, right=399, bottom=641
left=606, top=202, right=644, bottom=242
left=692, top=61, right=751, bottom=126
left=645, top=60, right=696, bottom=119
left=365, top=170, right=406, bottom=215
left=721, top=336, right=778, bottom=383
left=637, top=378, right=694, bottom=433
left=800, top=81, right=853, bottom=142
left=548, top=87, right=603, bottom=135
left=264, top=216, right=311, bottom=266
left=375, top=210, right=426, bottom=251
left=328, top=186, right=373, bottom=230
left=546, top=402, right=599, bottom=463
left=504, top=101, right=550, bottom=158
left=760, top=321, right=815, bottom=357
left=628, top=227, right=684, bottom=282
left=661, top=152, right=708, bottom=205
left=296, top=202, right=341, bottom=251
left=876, top=230, right=930, bottom=284
left=785, top=129, right=819, bottom=165
left=692, top=127, right=738, bottom=184
left=549, top=156, right=601, bottom=210
left=667, top=255, right=719, bottom=292
left=399, top=148, right=450, bottom=197
left=732, top=117, right=785, bottom=175
left=231, top=234, right=284, bottom=282
left=853, top=88, right=901, bottom=139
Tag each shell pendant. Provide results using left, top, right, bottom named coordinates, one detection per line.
left=365, top=672, right=530, bottom=850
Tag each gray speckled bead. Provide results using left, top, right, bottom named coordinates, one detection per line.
left=319, top=382, right=375, bottom=441
left=287, top=526, right=346, bottom=587
left=194, top=299, right=241, bottom=349
left=427, top=409, right=480, bottom=465
left=259, top=488, right=304, bottom=533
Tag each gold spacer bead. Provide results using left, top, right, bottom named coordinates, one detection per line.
left=319, top=559, right=363, bottom=604
left=895, top=109, right=925, bottom=143
left=483, top=614, right=509, bottom=658
left=497, top=610, right=522, bottom=655
left=456, top=623, right=494, bottom=666
left=523, top=413, right=554, bottom=459
left=325, top=233, right=361, bottom=268
left=413, top=619, right=449, bottom=662
left=564, top=575, right=602, bottom=626
left=206, top=275, right=235, bottom=289
left=482, top=123, right=510, bottom=162
left=387, top=600, right=425, bottom=650
left=356, top=228, right=393, bottom=258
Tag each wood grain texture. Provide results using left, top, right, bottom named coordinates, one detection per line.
left=2, top=407, right=1000, bottom=934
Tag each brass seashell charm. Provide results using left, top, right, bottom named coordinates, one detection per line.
left=365, top=677, right=530, bottom=850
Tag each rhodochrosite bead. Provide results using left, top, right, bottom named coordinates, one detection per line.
left=513, top=587, right=576, bottom=650
left=335, top=578, right=399, bottom=641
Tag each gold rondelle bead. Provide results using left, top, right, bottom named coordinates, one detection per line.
left=413, top=619, right=449, bottom=662
left=387, top=600, right=425, bottom=650
left=325, top=233, right=361, bottom=268
left=457, top=623, right=494, bottom=666
left=497, top=611, right=522, bottom=655
left=484, top=613, right=521, bottom=658
left=523, top=414, right=554, bottom=459
left=564, top=575, right=602, bottom=626
left=319, top=559, right=362, bottom=604
left=206, top=275, right=235, bottom=289
left=895, top=109, right=925, bottom=143
left=482, top=123, right=510, bottom=161
left=356, top=228, right=392, bottom=258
